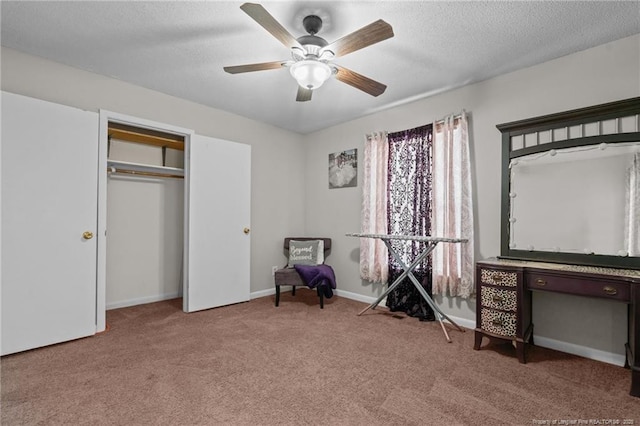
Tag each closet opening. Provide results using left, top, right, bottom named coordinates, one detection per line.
left=105, top=121, right=186, bottom=311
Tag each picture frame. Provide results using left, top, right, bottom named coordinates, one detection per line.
left=328, top=149, right=357, bottom=189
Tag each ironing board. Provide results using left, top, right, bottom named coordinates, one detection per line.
left=346, top=233, right=468, bottom=342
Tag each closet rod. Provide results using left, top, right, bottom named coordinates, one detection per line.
left=107, top=168, right=184, bottom=179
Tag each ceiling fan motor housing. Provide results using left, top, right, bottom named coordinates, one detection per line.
left=298, top=15, right=329, bottom=57
left=296, top=34, right=328, bottom=57
left=303, top=15, right=323, bottom=35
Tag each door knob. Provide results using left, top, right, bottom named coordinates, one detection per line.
left=82, top=231, right=94, bottom=240
left=243, top=227, right=250, bottom=235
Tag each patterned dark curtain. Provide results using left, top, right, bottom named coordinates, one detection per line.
left=385, top=124, right=435, bottom=321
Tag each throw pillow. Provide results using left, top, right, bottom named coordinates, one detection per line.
left=288, top=239, right=324, bottom=267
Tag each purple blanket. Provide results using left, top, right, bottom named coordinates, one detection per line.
left=293, top=264, right=336, bottom=298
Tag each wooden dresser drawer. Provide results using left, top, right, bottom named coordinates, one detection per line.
left=480, top=286, right=517, bottom=311
left=480, top=268, right=518, bottom=287
left=480, top=308, right=517, bottom=337
left=526, top=273, right=631, bottom=302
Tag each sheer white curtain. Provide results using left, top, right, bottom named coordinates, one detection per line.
left=360, top=131, right=389, bottom=283
left=626, top=152, right=640, bottom=256
left=432, top=113, right=475, bottom=297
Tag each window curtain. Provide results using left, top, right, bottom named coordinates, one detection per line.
left=432, top=112, right=474, bottom=298
left=626, top=152, right=640, bottom=256
left=385, top=125, right=435, bottom=319
left=359, top=131, right=389, bottom=283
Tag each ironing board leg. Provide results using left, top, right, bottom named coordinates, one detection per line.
left=357, top=242, right=434, bottom=316
left=360, top=238, right=465, bottom=342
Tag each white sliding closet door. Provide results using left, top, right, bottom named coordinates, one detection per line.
left=1, top=92, right=98, bottom=355
left=184, top=134, right=251, bottom=312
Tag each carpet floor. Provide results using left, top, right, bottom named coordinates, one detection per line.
left=2, top=291, right=639, bottom=425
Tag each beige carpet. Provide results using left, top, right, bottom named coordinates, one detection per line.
left=2, top=291, right=639, bottom=425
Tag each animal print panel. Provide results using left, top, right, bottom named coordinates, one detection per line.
left=481, top=309, right=517, bottom=337
left=480, top=286, right=517, bottom=311
left=480, top=269, right=517, bottom=287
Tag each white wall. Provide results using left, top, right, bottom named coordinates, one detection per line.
left=303, top=34, right=640, bottom=362
left=0, top=46, right=307, bottom=299
left=2, top=33, right=639, bottom=363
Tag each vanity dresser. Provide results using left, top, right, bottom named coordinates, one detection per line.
left=473, top=97, right=640, bottom=397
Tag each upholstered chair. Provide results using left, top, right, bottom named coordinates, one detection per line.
left=274, top=237, right=332, bottom=308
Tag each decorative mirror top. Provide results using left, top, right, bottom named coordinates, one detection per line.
left=498, top=97, right=640, bottom=269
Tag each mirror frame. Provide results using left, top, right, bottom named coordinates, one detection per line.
left=498, top=97, right=640, bottom=269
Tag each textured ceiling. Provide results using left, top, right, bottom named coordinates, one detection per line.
left=1, top=1, right=639, bottom=134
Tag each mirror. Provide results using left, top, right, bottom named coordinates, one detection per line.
left=509, top=142, right=640, bottom=257
left=498, top=97, right=640, bottom=269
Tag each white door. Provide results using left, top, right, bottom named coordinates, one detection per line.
left=1, top=92, right=98, bottom=355
left=184, top=134, right=251, bottom=312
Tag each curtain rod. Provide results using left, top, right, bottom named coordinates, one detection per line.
left=384, top=111, right=466, bottom=135
left=435, top=111, right=464, bottom=125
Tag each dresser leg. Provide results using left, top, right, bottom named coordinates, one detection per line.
left=474, top=330, right=483, bottom=350
left=631, top=369, right=640, bottom=397
left=516, top=340, right=527, bottom=364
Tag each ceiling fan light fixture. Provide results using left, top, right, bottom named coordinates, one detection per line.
left=289, top=60, right=332, bottom=90
left=226, top=3, right=394, bottom=101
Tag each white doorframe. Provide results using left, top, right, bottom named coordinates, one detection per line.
left=97, top=111, right=193, bottom=332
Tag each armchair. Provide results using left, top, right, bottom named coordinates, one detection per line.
left=274, top=237, right=332, bottom=308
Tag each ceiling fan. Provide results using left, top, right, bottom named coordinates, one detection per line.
left=223, top=3, right=394, bottom=102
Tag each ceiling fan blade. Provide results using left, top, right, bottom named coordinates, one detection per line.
left=322, top=19, right=393, bottom=58
left=240, top=3, right=302, bottom=50
left=334, top=65, right=387, bottom=97
left=223, top=61, right=285, bottom=74
left=296, top=86, right=312, bottom=102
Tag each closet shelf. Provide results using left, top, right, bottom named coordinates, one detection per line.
left=107, top=159, right=184, bottom=178
left=108, top=124, right=185, bottom=151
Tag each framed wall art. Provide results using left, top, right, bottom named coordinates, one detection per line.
left=328, top=149, right=357, bottom=189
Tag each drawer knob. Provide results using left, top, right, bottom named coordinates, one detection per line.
left=492, top=318, right=503, bottom=326
left=493, top=274, right=503, bottom=283
left=492, top=295, right=504, bottom=303
left=603, top=286, right=617, bottom=296
left=535, top=278, right=546, bottom=286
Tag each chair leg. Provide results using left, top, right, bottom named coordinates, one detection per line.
left=275, top=285, right=280, bottom=307
left=292, top=286, right=296, bottom=296
left=318, top=286, right=324, bottom=309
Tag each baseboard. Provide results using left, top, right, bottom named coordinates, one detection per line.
left=251, top=287, right=376, bottom=302
left=252, top=288, right=621, bottom=366
left=533, top=335, right=626, bottom=367
left=106, top=292, right=181, bottom=310
left=334, top=289, right=477, bottom=329
left=442, top=315, right=476, bottom=330
left=334, top=288, right=381, bottom=305
left=251, top=287, right=477, bottom=330
left=250, top=288, right=276, bottom=299
left=332, top=292, right=625, bottom=366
